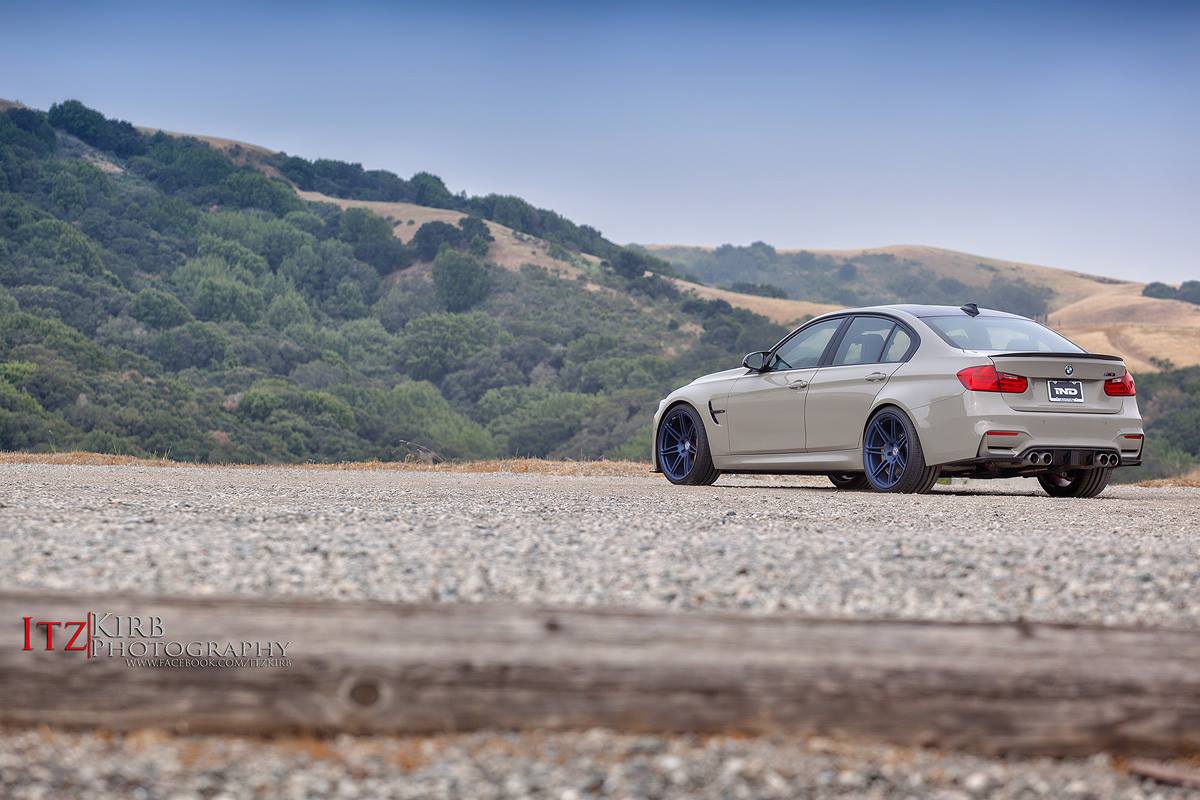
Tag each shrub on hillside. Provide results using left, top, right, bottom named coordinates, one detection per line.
left=432, top=250, right=491, bottom=312
left=151, top=321, right=228, bottom=371
left=484, top=388, right=596, bottom=457
left=129, top=288, right=192, bottom=329
left=342, top=214, right=410, bottom=273
left=411, top=220, right=465, bottom=261
left=1144, top=282, right=1177, bottom=300
left=399, top=312, right=507, bottom=382
left=729, top=281, right=788, bottom=298
left=213, top=171, right=301, bottom=216
left=47, top=100, right=146, bottom=158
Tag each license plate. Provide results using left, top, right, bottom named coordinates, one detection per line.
left=1047, top=379, right=1084, bottom=403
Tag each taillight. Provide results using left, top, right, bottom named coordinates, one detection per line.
left=1104, top=371, right=1136, bottom=397
left=957, top=365, right=1029, bottom=393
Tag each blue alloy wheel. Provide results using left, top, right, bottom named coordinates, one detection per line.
left=864, top=410, right=910, bottom=490
left=658, top=407, right=698, bottom=481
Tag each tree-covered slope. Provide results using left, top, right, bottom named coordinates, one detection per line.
left=643, top=242, right=1131, bottom=320
left=2, top=99, right=1197, bottom=479
left=0, top=100, right=782, bottom=462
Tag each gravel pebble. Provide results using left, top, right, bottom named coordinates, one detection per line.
left=0, top=728, right=1193, bottom=800
left=4, top=463, right=1199, bottom=798
left=2, top=464, right=1198, bottom=627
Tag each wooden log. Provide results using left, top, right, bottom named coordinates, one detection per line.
left=1127, top=759, right=1200, bottom=790
left=3, top=591, right=1200, bottom=757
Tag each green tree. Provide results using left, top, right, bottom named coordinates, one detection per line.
left=487, top=391, right=596, bottom=457
left=50, top=171, right=87, bottom=215
left=152, top=322, right=229, bottom=370
left=729, top=281, right=787, bottom=299
left=459, top=216, right=493, bottom=257
left=215, top=170, right=301, bottom=215
left=337, top=207, right=409, bottom=273
left=411, top=220, right=464, bottom=261
left=1143, top=282, right=1178, bottom=300
left=410, top=172, right=455, bottom=207
left=339, top=206, right=393, bottom=243
left=0, top=286, right=20, bottom=315
left=385, top=381, right=496, bottom=459
left=1179, top=281, right=1200, bottom=305
left=399, top=312, right=506, bottom=382
left=432, top=249, right=491, bottom=311
left=47, top=100, right=146, bottom=157
left=191, top=277, right=264, bottom=324
left=197, top=234, right=269, bottom=277
left=128, top=288, right=192, bottom=329
left=264, top=287, right=313, bottom=330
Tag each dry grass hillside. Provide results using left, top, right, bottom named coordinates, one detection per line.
left=1047, top=282, right=1200, bottom=372
left=117, top=125, right=1198, bottom=368
left=294, top=189, right=596, bottom=279
left=668, top=279, right=839, bottom=325
left=136, top=126, right=275, bottom=158
left=809, top=246, right=1200, bottom=370
left=106, top=125, right=833, bottom=327
left=802, top=244, right=1124, bottom=308
left=650, top=243, right=1199, bottom=371
left=292, top=190, right=814, bottom=325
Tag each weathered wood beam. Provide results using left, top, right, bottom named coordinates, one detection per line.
left=4, top=591, right=1200, bottom=756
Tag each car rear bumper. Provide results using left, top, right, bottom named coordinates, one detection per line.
left=917, top=392, right=1143, bottom=467
left=941, top=446, right=1140, bottom=477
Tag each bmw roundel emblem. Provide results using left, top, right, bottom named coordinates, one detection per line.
left=1065, top=365, right=1074, bottom=375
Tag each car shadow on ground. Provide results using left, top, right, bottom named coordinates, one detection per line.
left=711, top=481, right=1050, bottom=498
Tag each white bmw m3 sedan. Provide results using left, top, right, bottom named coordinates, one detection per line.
left=653, top=304, right=1143, bottom=497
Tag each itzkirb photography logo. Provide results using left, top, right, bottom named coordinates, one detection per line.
left=21, top=611, right=292, bottom=668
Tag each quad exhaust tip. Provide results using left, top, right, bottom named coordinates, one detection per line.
left=1026, top=451, right=1119, bottom=467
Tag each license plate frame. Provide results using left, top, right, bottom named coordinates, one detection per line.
left=1047, top=379, right=1085, bottom=404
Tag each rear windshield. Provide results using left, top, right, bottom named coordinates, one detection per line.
left=924, top=316, right=1083, bottom=353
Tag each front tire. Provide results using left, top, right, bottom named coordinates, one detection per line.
left=1038, top=469, right=1111, bottom=498
left=862, top=407, right=939, bottom=494
left=657, top=404, right=720, bottom=486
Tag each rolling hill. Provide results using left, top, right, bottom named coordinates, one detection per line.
left=646, top=243, right=1200, bottom=372
left=0, top=98, right=790, bottom=465
left=1, top=97, right=1197, bottom=479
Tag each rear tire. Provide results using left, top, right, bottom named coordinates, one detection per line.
left=862, top=407, right=940, bottom=494
left=657, top=404, right=720, bottom=486
left=828, top=473, right=870, bottom=491
left=912, top=467, right=942, bottom=494
left=1038, top=469, right=1111, bottom=498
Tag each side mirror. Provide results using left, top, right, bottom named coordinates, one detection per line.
left=742, top=351, right=770, bottom=372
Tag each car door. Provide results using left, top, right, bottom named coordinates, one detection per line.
left=803, top=316, right=911, bottom=452
left=724, top=317, right=846, bottom=454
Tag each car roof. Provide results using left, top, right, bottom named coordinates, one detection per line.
left=818, top=304, right=1029, bottom=321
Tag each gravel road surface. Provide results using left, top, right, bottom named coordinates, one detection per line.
left=3, top=463, right=1198, bottom=626
left=3, top=728, right=1194, bottom=800
left=3, top=462, right=1199, bottom=799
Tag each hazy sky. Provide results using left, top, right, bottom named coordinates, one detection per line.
left=2, top=1, right=1197, bottom=282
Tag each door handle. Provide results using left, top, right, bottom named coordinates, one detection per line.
left=787, top=379, right=808, bottom=390
left=865, top=372, right=888, bottom=383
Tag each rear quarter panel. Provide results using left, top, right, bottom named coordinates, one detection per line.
left=870, top=352, right=984, bottom=466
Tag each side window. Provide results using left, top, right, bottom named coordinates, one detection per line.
left=832, top=317, right=894, bottom=366
left=882, top=327, right=913, bottom=363
left=771, top=318, right=843, bottom=370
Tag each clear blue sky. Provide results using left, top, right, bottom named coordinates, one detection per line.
left=2, top=1, right=1197, bottom=282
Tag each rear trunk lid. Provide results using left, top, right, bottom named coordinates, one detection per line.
left=988, top=352, right=1127, bottom=413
